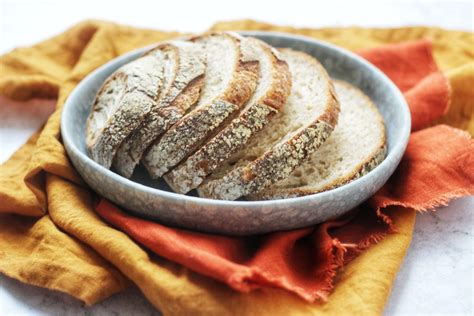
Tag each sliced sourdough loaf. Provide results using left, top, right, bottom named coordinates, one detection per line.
left=197, top=49, right=340, bottom=200
left=250, top=80, right=387, bottom=200
left=112, top=41, right=205, bottom=178
left=143, top=33, right=260, bottom=179
left=164, top=38, right=292, bottom=194
left=86, top=45, right=169, bottom=168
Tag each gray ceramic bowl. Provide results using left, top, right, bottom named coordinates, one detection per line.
left=61, top=32, right=410, bottom=235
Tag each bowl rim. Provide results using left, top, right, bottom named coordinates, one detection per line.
left=61, top=31, right=411, bottom=209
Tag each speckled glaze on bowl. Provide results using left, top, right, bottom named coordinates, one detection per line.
left=61, top=31, right=411, bottom=235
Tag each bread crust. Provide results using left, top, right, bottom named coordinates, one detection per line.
left=112, top=42, right=206, bottom=178
left=86, top=47, right=167, bottom=168
left=250, top=80, right=387, bottom=200
left=250, top=145, right=387, bottom=199
left=86, top=73, right=125, bottom=148
left=143, top=33, right=260, bottom=179
left=164, top=39, right=292, bottom=194
left=197, top=50, right=340, bottom=200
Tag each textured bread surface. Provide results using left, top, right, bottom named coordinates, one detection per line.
left=143, top=33, right=260, bottom=179
left=112, top=41, right=205, bottom=178
left=251, top=80, right=387, bottom=200
left=165, top=38, right=292, bottom=194
left=197, top=49, right=340, bottom=200
left=86, top=47, right=167, bottom=168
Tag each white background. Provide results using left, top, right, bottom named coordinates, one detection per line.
left=0, top=0, right=473, bottom=315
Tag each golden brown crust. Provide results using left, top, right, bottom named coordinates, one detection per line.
left=143, top=33, right=261, bottom=179
left=167, top=74, right=205, bottom=112
left=318, top=85, right=340, bottom=127
left=164, top=40, right=292, bottom=194
left=111, top=42, right=206, bottom=178
left=223, top=60, right=260, bottom=105
left=250, top=144, right=387, bottom=200
left=250, top=80, right=387, bottom=200
left=263, top=58, right=292, bottom=110
left=197, top=50, right=340, bottom=200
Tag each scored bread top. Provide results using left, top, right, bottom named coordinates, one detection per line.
left=112, top=41, right=206, bottom=178
left=86, top=46, right=167, bottom=168
left=250, top=80, right=387, bottom=200
left=197, top=49, right=340, bottom=200
left=143, top=33, right=260, bottom=179
left=164, top=38, right=292, bottom=194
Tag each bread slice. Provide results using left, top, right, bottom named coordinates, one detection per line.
left=250, top=80, right=387, bottom=200
left=164, top=38, right=292, bottom=194
left=86, top=45, right=168, bottom=168
left=143, top=33, right=260, bottom=179
left=197, top=49, right=340, bottom=200
left=112, top=41, right=206, bottom=178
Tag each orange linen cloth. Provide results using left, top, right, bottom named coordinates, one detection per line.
left=0, top=20, right=473, bottom=315
left=94, top=39, right=473, bottom=302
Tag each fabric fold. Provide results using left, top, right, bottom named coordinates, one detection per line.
left=0, top=213, right=128, bottom=304
left=95, top=125, right=473, bottom=303
left=0, top=132, right=45, bottom=216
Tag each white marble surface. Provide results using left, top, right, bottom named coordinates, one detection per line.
left=0, top=0, right=473, bottom=315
